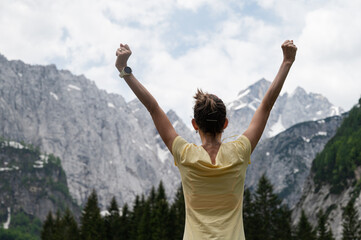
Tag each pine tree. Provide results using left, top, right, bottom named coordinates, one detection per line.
left=104, top=197, right=121, bottom=240
left=296, top=209, right=316, bottom=240
left=60, top=208, right=79, bottom=240
left=152, top=181, right=169, bottom=240
left=41, top=211, right=55, bottom=240
left=137, top=201, right=151, bottom=240
left=129, top=195, right=144, bottom=239
left=171, top=184, right=185, bottom=240
left=53, top=210, right=63, bottom=240
left=168, top=205, right=177, bottom=239
left=243, top=188, right=257, bottom=239
left=274, top=205, right=293, bottom=240
left=316, top=210, right=334, bottom=240
left=80, top=189, right=105, bottom=240
left=120, top=203, right=130, bottom=240
left=342, top=199, right=361, bottom=240
left=148, top=186, right=157, bottom=239
left=253, top=174, right=282, bottom=240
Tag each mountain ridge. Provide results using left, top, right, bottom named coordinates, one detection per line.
left=0, top=54, right=344, bottom=209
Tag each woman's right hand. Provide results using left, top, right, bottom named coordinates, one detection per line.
left=115, top=43, right=132, bottom=72
left=282, top=40, right=297, bottom=64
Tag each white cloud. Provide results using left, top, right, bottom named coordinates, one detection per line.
left=293, top=1, right=361, bottom=111
left=0, top=0, right=360, bottom=127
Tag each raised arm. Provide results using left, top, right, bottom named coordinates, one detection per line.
left=115, top=43, right=178, bottom=153
left=243, top=40, right=297, bottom=153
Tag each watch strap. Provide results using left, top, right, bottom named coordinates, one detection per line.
left=119, top=66, right=132, bottom=78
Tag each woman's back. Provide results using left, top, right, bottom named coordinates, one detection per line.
left=173, top=135, right=251, bottom=240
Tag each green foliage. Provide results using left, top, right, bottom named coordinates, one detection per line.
left=316, top=210, right=335, bottom=240
left=171, top=184, right=185, bottom=240
left=80, top=190, right=105, bottom=240
left=10, top=210, right=42, bottom=238
left=0, top=210, right=42, bottom=240
left=104, top=197, right=122, bottom=240
left=41, top=209, right=79, bottom=240
left=0, top=228, right=39, bottom=240
left=41, top=212, right=54, bottom=240
left=295, top=210, right=316, bottom=240
left=244, top=174, right=293, bottom=240
left=312, top=100, right=361, bottom=193
left=342, top=199, right=361, bottom=240
left=119, top=203, right=130, bottom=239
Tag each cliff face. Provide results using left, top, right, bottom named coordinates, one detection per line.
left=247, top=115, right=344, bottom=208
left=0, top=138, right=79, bottom=224
left=293, top=101, right=361, bottom=240
left=292, top=174, right=359, bottom=240
left=0, top=54, right=196, bottom=208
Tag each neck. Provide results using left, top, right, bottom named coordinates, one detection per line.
left=199, top=131, right=222, bottom=146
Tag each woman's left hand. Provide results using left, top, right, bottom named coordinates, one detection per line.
left=115, top=43, right=132, bottom=72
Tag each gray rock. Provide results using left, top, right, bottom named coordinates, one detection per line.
left=247, top=115, right=344, bottom=208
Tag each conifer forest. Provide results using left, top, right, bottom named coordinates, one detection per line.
left=35, top=176, right=361, bottom=240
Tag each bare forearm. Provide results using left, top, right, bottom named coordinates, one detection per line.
left=115, top=43, right=178, bottom=152
left=123, top=74, right=159, bottom=113
left=262, top=61, right=293, bottom=111
left=243, top=40, right=297, bottom=152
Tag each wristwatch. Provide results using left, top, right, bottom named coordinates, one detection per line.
left=119, top=66, right=132, bottom=78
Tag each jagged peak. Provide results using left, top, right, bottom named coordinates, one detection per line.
left=291, top=86, right=307, bottom=96
left=236, top=78, right=271, bottom=98
left=254, top=78, right=271, bottom=85
left=166, top=109, right=177, bottom=118
left=167, top=109, right=183, bottom=124
left=0, top=53, right=8, bottom=61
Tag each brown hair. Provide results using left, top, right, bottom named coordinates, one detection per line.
left=193, top=89, right=227, bottom=135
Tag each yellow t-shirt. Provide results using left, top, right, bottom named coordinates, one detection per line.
left=172, top=135, right=251, bottom=240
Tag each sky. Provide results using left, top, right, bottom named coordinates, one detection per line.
left=1, top=0, right=360, bottom=126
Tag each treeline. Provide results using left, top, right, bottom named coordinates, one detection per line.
left=40, top=175, right=361, bottom=240
left=312, top=98, right=361, bottom=194
left=41, top=182, right=185, bottom=240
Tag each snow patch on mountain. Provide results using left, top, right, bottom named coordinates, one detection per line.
left=108, top=102, right=115, bottom=108
left=269, top=116, right=285, bottom=137
left=2, top=207, right=11, bottom=229
left=67, top=84, right=81, bottom=91
left=50, top=92, right=59, bottom=100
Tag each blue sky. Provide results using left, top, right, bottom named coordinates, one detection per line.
left=1, top=0, right=360, bottom=125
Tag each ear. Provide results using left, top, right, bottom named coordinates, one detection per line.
left=223, top=118, right=229, bottom=130
left=191, top=119, right=199, bottom=131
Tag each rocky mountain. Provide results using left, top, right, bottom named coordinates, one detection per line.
left=0, top=54, right=197, bottom=208
left=292, top=100, right=361, bottom=240
left=0, top=137, right=79, bottom=227
left=247, top=114, right=344, bottom=208
left=0, top=54, right=344, bottom=209
left=225, top=78, right=343, bottom=139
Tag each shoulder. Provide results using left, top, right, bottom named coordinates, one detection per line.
left=172, top=136, right=193, bottom=166
left=172, top=136, right=189, bottom=153
left=226, top=135, right=252, bottom=163
left=236, top=135, right=252, bottom=153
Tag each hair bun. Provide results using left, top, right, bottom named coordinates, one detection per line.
left=193, top=89, right=226, bottom=135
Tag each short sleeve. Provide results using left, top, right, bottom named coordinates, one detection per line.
left=172, top=136, right=188, bottom=166
left=236, top=135, right=252, bottom=164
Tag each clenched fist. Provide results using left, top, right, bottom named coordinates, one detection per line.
left=282, top=40, right=297, bottom=64
left=115, top=43, right=132, bottom=72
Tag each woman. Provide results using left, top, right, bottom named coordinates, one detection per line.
left=115, top=40, right=297, bottom=239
